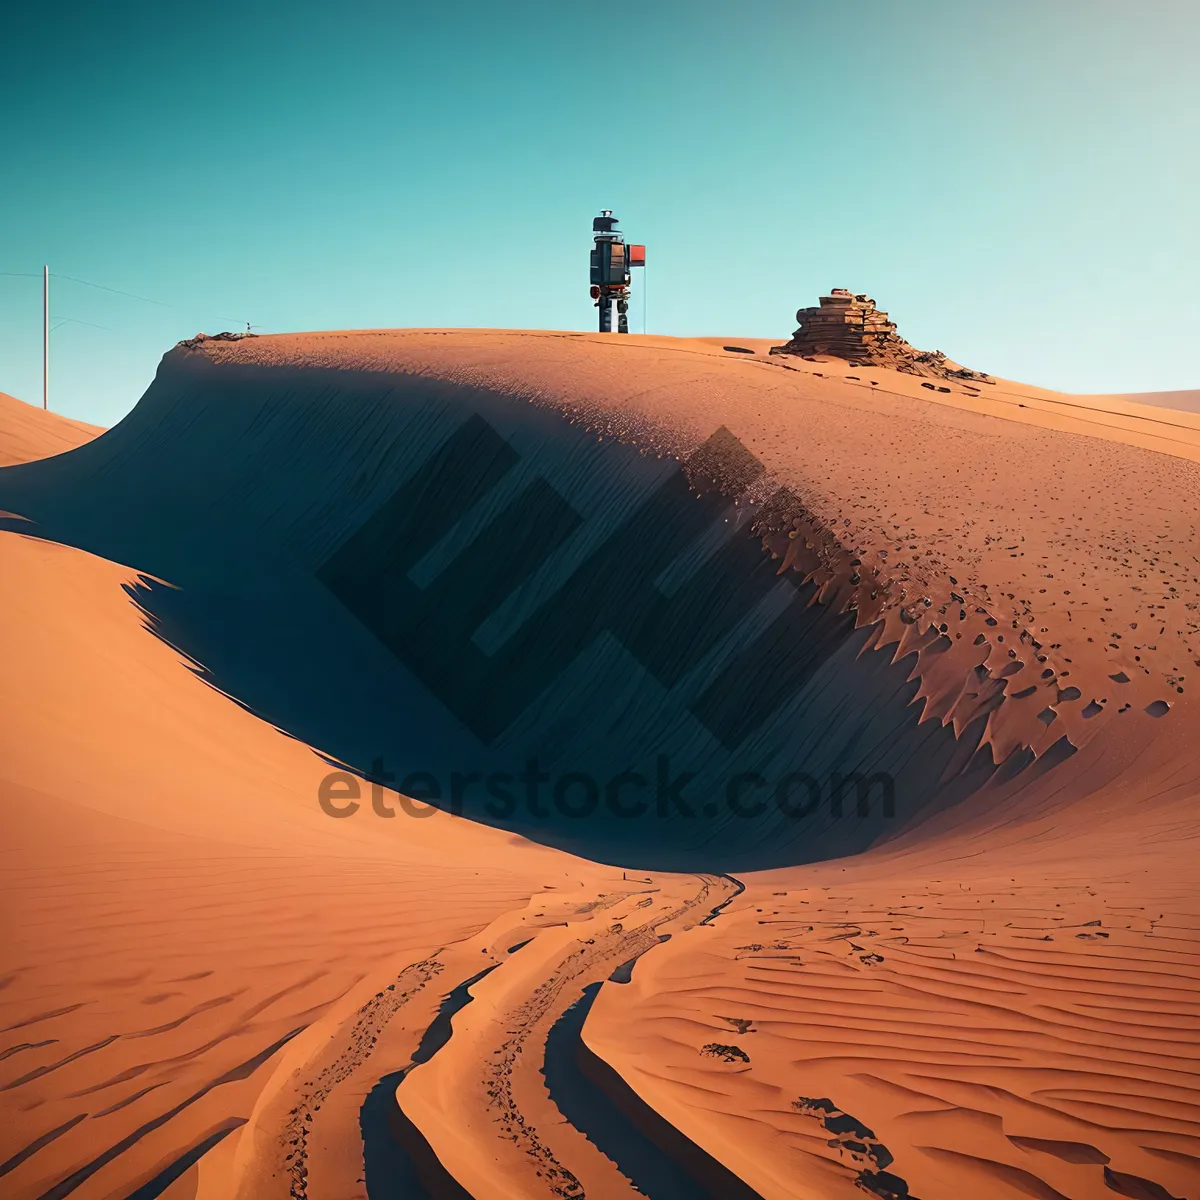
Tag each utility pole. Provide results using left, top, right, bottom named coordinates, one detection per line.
left=43, top=265, right=49, bottom=410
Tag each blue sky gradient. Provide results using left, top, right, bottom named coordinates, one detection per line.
left=2, top=0, right=1197, bottom=425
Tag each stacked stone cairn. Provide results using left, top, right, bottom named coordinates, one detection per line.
left=770, top=288, right=990, bottom=382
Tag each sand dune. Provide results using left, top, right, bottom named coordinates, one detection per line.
left=1099, top=390, right=1200, bottom=415
left=0, top=532, right=622, bottom=1196
left=0, top=391, right=104, bottom=467
left=1, top=329, right=1196, bottom=1198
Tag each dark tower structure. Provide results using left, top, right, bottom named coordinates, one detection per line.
left=589, top=210, right=645, bottom=333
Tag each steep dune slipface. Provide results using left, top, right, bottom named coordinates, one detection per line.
left=1, top=330, right=1197, bottom=1199
left=7, top=331, right=1196, bottom=871
left=0, top=391, right=103, bottom=466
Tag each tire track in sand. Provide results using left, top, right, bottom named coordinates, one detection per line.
left=397, top=873, right=737, bottom=1200
left=279, top=957, right=445, bottom=1200
left=225, top=887, right=639, bottom=1199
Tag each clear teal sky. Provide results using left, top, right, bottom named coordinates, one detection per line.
left=2, top=1, right=1197, bottom=426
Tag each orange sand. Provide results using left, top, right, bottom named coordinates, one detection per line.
left=0, top=533, right=621, bottom=1196
left=1, top=330, right=1197, bottom=1199
left=0, top=391, right=104, bottom=467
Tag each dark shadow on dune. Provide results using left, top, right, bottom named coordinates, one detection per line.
left=112, top=543, right=989, bottom=872
left=122, top=1119, right=245, bottom=1199
left=702, top=875, right=746, bottom=925
left=31, top=1026, right=303, bottom=1199
left=543, top=983, right=764, bottom=1199
left=609, top=935, right=671, bottom=984
left=361, top=1070, right=443, bottom=1200
left=360, top=965, right=500, bottom=1199
left=0, top=359, right=1048, bottom=872
left=410, top=966, right=498, bottom=1068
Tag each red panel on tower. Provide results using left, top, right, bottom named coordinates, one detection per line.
left=628, top=245, right=646, bottom=267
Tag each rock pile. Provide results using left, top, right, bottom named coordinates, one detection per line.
left=771, top=288, right=990, bottom=382
left=177, top=331, right=257, bottom=349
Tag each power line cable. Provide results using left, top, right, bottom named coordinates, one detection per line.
left=4, top=269, right=247, bottom=326
left=51, top=272, right=247, bottom=326
left=52, top=273, right=173, bottom=308
left=52, top=317, right=113, bottom=333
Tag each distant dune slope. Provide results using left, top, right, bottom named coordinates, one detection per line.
left=0, top=330, right=1196, bottom=1200
left=0, top=390, right=103, bottom=466
left=1100, top=388, right=1200, bottom=414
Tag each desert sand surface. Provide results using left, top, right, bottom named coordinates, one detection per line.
left=0, top=391, right=104, bottom=467
left=1, top=328, right=1197, bottom=1199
